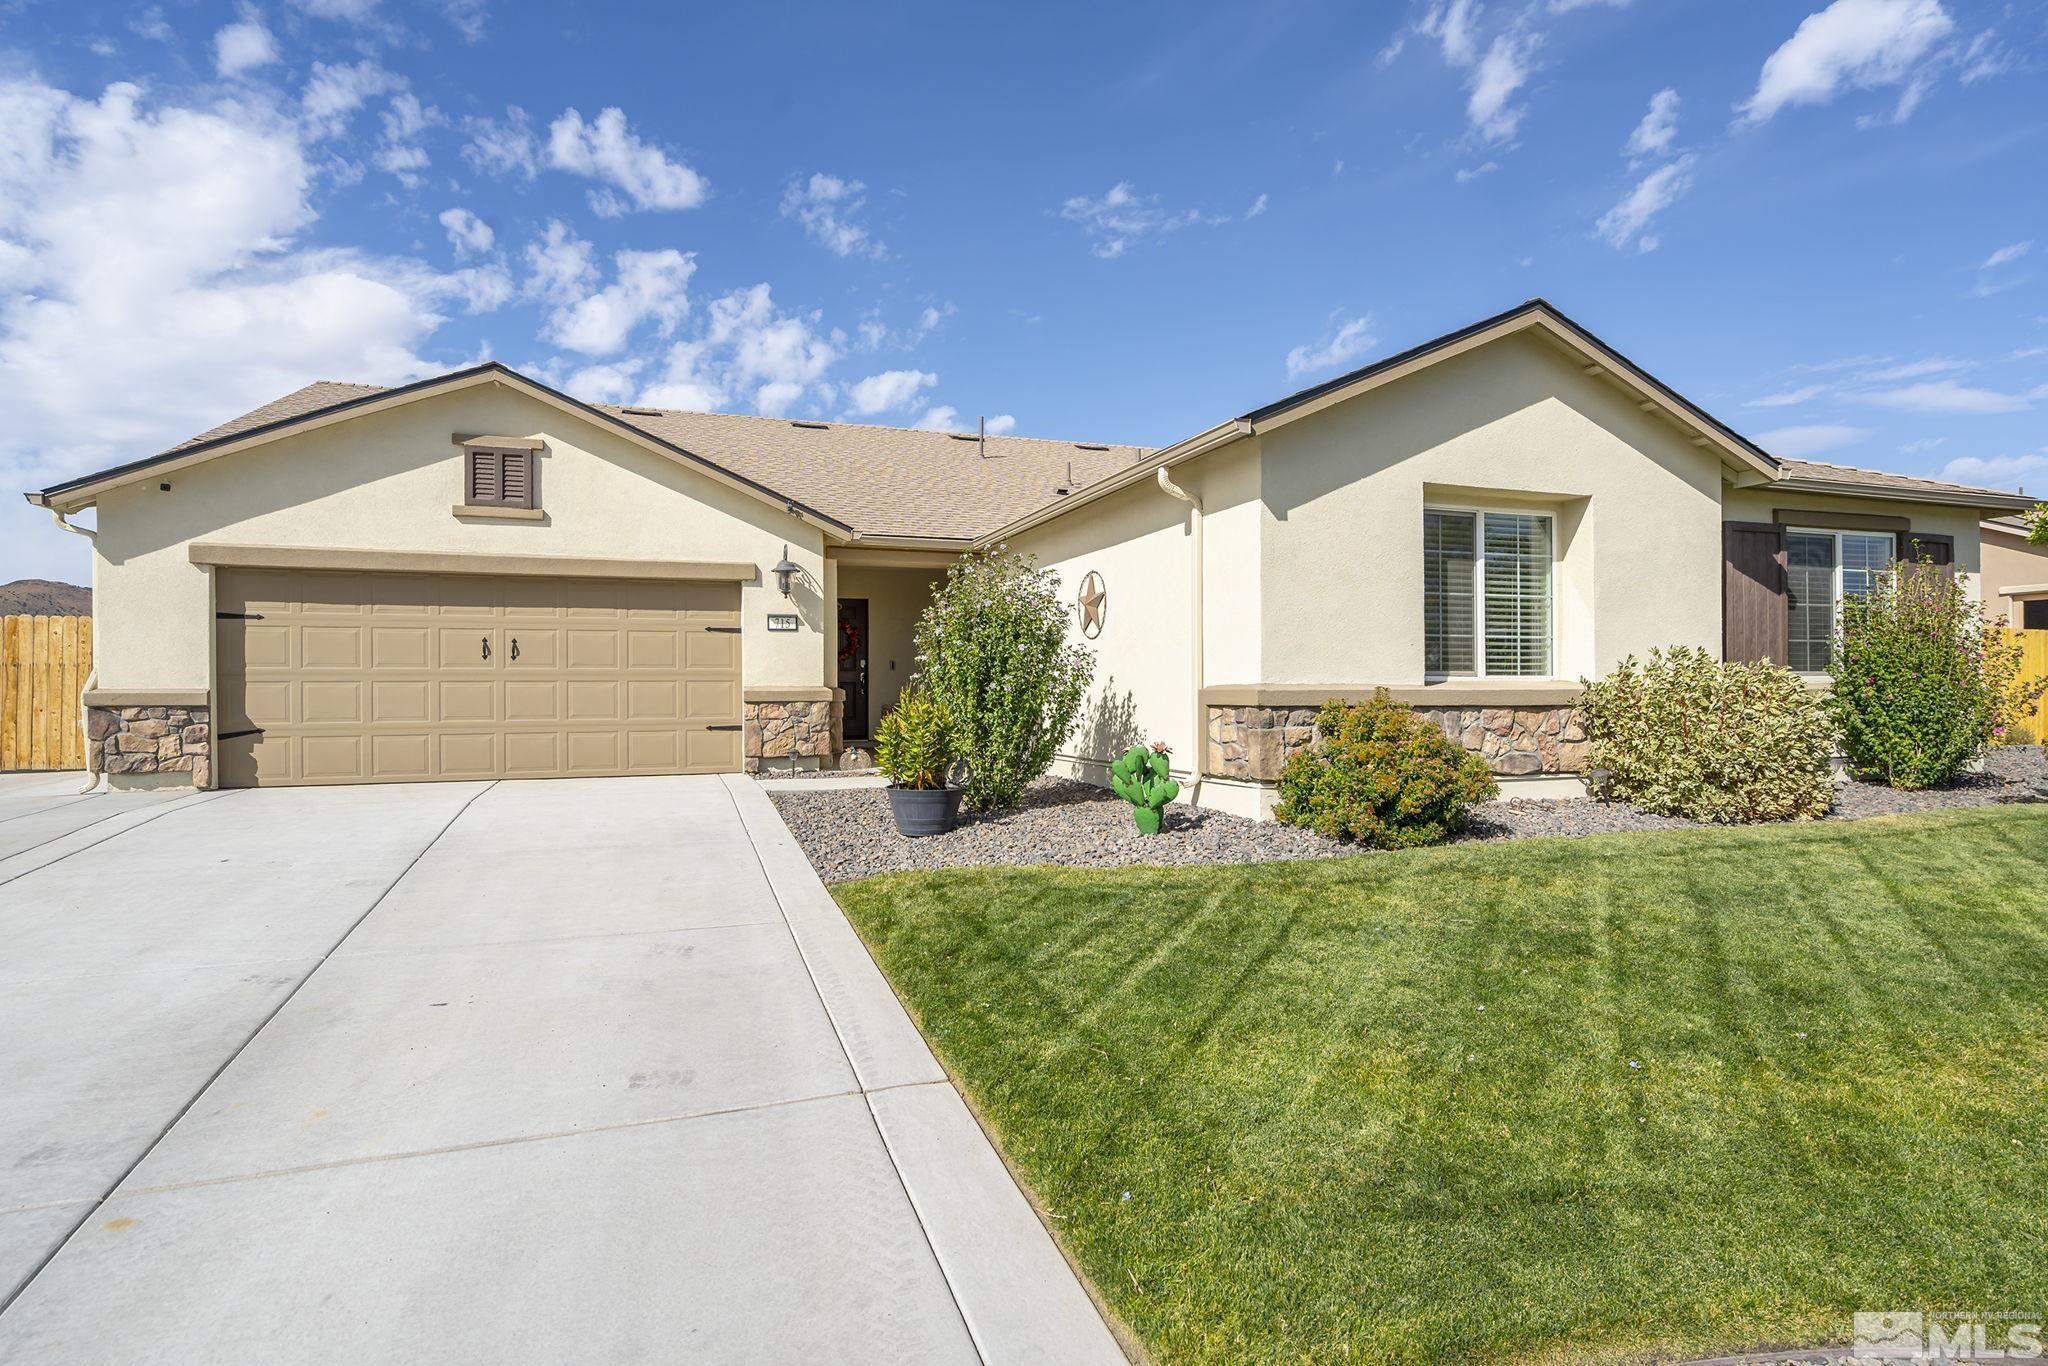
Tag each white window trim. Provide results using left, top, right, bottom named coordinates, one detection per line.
left=1424, top=502, right=1560, bottom=682
left=1786, top=526, right=1896, bottom=675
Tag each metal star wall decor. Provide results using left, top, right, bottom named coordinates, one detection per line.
left=1078, top=570, right=1106, bottom=638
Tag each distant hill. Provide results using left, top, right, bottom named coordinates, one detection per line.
left=0, top=580, right=91, bottom=615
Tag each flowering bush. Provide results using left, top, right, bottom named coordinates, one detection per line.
left=1576, top=647, right=1833, bottom=822
left=1275, top=692, right=1498, bottom=848
left=912, top=547, right=1093, bottom=811
left=1830, top=564, right=1996, bottom=789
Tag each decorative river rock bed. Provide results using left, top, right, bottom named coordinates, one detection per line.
left=767, top=748, right=2048, bottom=885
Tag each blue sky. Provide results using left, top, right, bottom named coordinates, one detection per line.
left=1, top=0, right=2044, bottom=584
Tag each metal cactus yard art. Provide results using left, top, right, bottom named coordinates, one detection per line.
left=1110, top=741, right=1179, bottom=835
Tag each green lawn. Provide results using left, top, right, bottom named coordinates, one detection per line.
left=836, top=808, right=2048, bottom=1364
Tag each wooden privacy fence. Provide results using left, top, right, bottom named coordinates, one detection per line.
left=2015, top=628, right=2048, bottom=746
left=1, top=615, right=93, bottom=771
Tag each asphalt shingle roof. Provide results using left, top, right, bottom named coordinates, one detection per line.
left=1774, top=457, right=2032, bottom=505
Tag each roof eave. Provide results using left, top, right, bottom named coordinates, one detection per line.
left=1774, top=476, right=2037, bottom=514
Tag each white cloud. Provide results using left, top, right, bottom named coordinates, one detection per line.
left=1060, top=182, right=1215, bottom=258
left=1624, top=88, right=1680, bottom=162
left=1981, top=240, right=2031, bottom=269
left=1898, top=436, right=1947, bottom=453
left=627, top=285, right=847, bottom=416
left=213, top=11, right=279, bottom=77
left=290, top=0, right=380, bottom=21
left=844, top=369, right=935, bottom=416
left=1467, top=33, right=1541, bottom=143
left=1756, top=424, right=1874, bottom=456
left=540, top=247, right=694, bottom=357
left=546, top=107, right=708, bottom=215
left=1454, top=161, right=1500, bottom=183
left=1858, top=379, right=2031, bottom=414
left=521, top=219, right=596, bottom=303
left=1737, top=0, right=1955, bottom=127
left=301, top=60, right=401, bottom=141
left=438, top=207, right=492, bottom=257
left=1862, top=356, right=1970, bottom=381
left=1939, top=451, right=2048, bottom=491
left=1746, top=383, right=1830, bottom=408
left=781, top=173, right=882, bottom=259
left=1246, top=192, right=1269, bottom=218
left=1417, top=0, right=1481, bottom=67
left=0, top=77, right=462, bottom=582
left=1595, top=154, right=1694, bottom=251
left=1548, top=0, right=1630, bottom=9
left=1285, top=316, right=1377, bottom=380
left=564, top=360, right=644, bottom=405
left=461, top=108, right=537, bottom=177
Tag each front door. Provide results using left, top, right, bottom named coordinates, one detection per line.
left=836, top=598, right=869, bottom=740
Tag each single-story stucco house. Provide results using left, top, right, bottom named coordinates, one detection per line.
left=28, top=299, right=2038, bottom=815
left=1982, top=514, right=2048, bottom=630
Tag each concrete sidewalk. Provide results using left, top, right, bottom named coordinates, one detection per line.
left=0, top=773, right=1121, bottom=1364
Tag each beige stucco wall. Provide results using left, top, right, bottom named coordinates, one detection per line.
left=1980, top=523, right=2048, bottom=624
left=1256, top=332, right=1725, bottom=685
left=1009, top=463, right=1212, bottom=774
left=89, top=383, right=830, bottom=694
left=833, top=564, right=942, bottom=737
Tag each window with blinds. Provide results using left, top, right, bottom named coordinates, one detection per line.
left=1787, top=528, right=1893, bottom=672
left=1424, top=507, right=1553, bottom=677
left=465, top=447, right=535, bottom=509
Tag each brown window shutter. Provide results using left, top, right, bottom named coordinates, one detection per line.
left=500, top=450, right=532, bottom=508
left=468, top=448, right=502, bottom=505
left=1723, top=520, right=1788, bottom=664
left=1896, top=530, right=1955, bottom=581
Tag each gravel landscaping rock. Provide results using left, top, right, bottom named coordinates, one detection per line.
left=774, top=747, right=2048, bottom=884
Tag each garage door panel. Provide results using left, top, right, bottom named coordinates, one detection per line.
left=439, top=680, right=497, bottom=723
left=301, top=735, right=366, bottom=782
left=216, top=569, right=741, bottom=786
left=685, top=631, right=739, bottom=671
left=371, top=734, right=433, bottom=779
left=505, top=680, right=562, bottom=722
left=301, top=680, right=363, bottom=726
left=565, top=630, right=620, bottom=670
left=503, top=732, right=560, bottom=775
left=565, top=731, right=621, bottom=775
left=370, top=680, right=431, bottom=724
left=371, top=626, right=431, bottom=669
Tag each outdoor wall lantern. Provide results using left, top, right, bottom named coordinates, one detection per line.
left=772, top=545, right=800, bottom=597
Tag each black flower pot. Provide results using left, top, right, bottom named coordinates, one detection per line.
left=886, top=784, right=965, bottom=837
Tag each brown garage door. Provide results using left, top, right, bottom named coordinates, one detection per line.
left=215, top=569, right=741, bottom=786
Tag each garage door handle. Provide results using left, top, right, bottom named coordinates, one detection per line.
left=510, top=637, right=520, bottom=661
left=706, top=724, right=741, bottom=732
left=220, top=728, right=264, bottom=741
left=481, top=635, right=491, bottom=661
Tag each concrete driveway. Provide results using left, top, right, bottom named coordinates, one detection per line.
left=0, top=771, right=1121, bottom=1364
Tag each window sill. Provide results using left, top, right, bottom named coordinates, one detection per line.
left=452, top=504, right=544, bottom=521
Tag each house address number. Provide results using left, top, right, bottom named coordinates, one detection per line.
left=766, top=614, right=799, bottom=632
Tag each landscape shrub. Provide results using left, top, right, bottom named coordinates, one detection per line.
left=873, top=689, right=958, bottom=790
left=1274, top=692, right=1498, bottom=848
left=1576, top=647, right=1833, bottom=822
left=1831, top=565, right=1998, bottom=788
left=912, top=547, right=1093, bottom=811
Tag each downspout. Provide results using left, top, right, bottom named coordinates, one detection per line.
left=1155, top=467, right=1203, bottom=806
left=48, top=508, right=99, bottom=794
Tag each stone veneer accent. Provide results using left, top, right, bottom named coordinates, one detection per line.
left=89, top=704, right=211, bottom=787
left=1205, top=702, right=1587, bottom=781
left=743, top=696, right=843, bottom=772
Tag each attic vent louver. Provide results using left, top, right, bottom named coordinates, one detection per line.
left=620, top=406, right=662, bottom=416
left=1074, top=442, right=1110, bottom=451
left=790, top=420, right=830, bottom=430
left=947, top=433, right=981, bottom=442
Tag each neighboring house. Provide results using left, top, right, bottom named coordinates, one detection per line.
left=1981, top=514, right=2048, bottom=629
left=26, top=300, right=2035, bottom=809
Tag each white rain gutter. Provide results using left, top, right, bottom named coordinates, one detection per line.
left=48, top=509, right=99, bottom=793
left=1154, top=467, right=1203, bottom=805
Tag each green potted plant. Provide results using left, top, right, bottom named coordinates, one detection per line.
left=1109, top=740, right=1179, bottom=834
left=874, top=689, right=965, bottom=836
